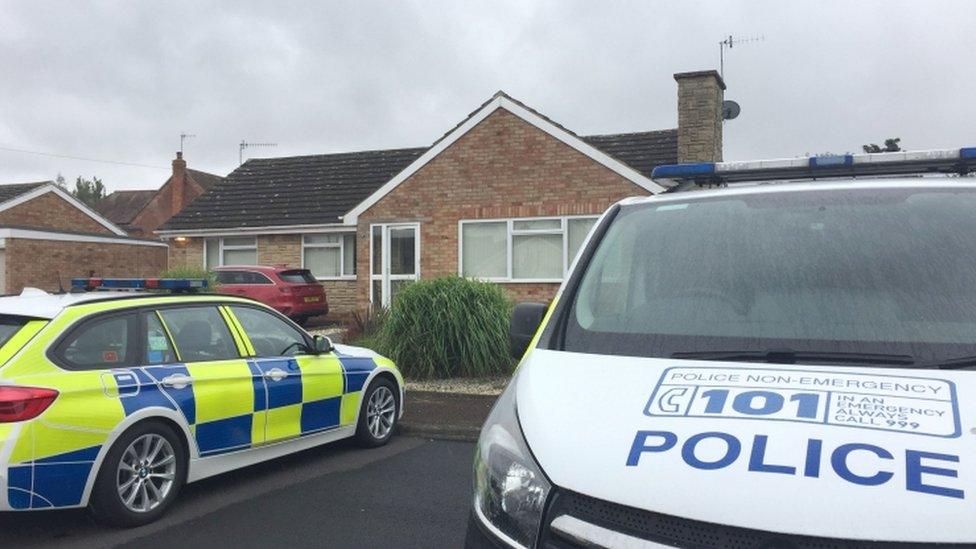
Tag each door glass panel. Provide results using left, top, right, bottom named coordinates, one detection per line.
left=144, top=313, right=177, bottom=364
left=372, top=226, right=383, bottom=275
left=231, top=306, right=307, bottom=357
left=389, top=227, right=416, bottom=275
left=158, top=307, right=239, bottom=362
left=390, top=279, right=413, bottom=304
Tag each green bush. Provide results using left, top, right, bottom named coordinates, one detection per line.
left=158, top=266, right=220, bottom=291
left=376, top=276, right=513, bottom=379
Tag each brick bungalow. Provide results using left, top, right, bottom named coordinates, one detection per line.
left=158, top=71, right=725, bottom=316
left=98, top=152, right=223, bottom=238
left=0, top=181, right=168, bottom=293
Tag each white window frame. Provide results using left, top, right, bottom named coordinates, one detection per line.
left=369, top=222, right=421, bottom=306
left=300, top=232, right=356, bottom=281
left=203, top=236, right=258, bottom=268
left=457, top=215, right=599, bottom=283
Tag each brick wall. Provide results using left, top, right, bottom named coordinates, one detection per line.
left=168, top=235, right=359, bottom=316
left=674, top=70, right=725, bottom=163
left=356, top=107, right=650, bottom=307
left=4, top=238, right=167, bottom=293
left=0, top=192, right=114, bottom=235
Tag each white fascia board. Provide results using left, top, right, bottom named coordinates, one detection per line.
left=343, top=95, right=664, bottom=225
left=0, top=228, right=168, bottom=247
left=0, top=184, right=129, bottom=236
left=156, top=223, right=354, bottom=238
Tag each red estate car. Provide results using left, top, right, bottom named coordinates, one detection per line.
left=213, top=265, right=328, bottom=325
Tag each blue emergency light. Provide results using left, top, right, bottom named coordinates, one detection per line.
left=651, top=147, right=976, bottom=188
left=70, top=277, right=208, bottom=292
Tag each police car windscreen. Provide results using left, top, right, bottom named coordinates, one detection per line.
left=565, top=186, right=976, bottom=367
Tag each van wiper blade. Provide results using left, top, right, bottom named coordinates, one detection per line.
left=923, top=356, right=976, bottom=370
left=671, top=349, right=915, bottom=366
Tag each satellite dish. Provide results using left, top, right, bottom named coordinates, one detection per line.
left=722, top=100, right=741, bottom=120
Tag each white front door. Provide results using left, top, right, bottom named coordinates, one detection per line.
left=369, top=223, right=420, bottom=307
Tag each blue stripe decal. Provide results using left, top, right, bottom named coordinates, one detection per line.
left=252, top=359, right=303, bottom=409
left=248, top=361, right=268, bottom=412
left=114, top=368, right=177, bottom=417
left=7, top=466, right=32, bottom=509
left=31, top=463, right=93, bottom=507
left=335, top=355, right=376, bottom=393
left=144, top=365, right=196, bottom=425
left=301, top=397, right=341, bottom=434
left=33, top=445, right=100, bottom=464
left=196, top=414, right=253, bottom=455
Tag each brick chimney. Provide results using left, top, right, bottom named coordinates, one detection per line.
left=171, top=151, right=188, bottom=213
left=674, top=70, right=725, bottom=163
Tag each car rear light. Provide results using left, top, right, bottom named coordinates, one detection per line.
left=0, top=386, right=59, bottom=423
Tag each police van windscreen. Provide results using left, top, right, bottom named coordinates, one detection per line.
left=564, top=185, right=976, bottom=368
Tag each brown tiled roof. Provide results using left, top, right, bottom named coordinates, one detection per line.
left=96, top=190, right=157, bottom=226
left=186, top=169, right=223, bottom=191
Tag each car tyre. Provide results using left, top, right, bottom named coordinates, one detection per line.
left=88, top=420, right=187, bottom=528
left=355, top=378, right=399, bottom=447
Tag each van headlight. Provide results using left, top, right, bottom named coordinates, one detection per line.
left=473, top=378, right=551, bottom=548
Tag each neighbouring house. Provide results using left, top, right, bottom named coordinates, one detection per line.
left=0, top=181, right=168, bottom=293
left=159, top=70, right=726, bottom=316
left=98, top=152, right=223, bottom=237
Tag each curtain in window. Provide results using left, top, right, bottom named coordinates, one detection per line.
left=513, top=233, right=562, bottom=279
left=342, top=234, right=356, bottom=276
left=462, top=222, right=507, bottom=278
left=223, top=249, right=257, bottom=266
left=204, top=238, right=219, bottom=270
left=567, top=218, right=598, bottom=266
left=304, top=247, right=340, bottom=277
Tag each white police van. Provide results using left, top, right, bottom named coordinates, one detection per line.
left=466, top=147, right=976, bottom=548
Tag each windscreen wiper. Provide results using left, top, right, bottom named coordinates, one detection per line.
left=922, top=356, right=976, bottom=370
left=671, top=349, right=915, bottom=366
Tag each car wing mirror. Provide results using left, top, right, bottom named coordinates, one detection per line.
left=312, top=334, right=334, bottom=355
left=509, top=302, right=548, bottom=359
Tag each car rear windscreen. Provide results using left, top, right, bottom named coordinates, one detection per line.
left=563, top=186, right=976, bottom=367
left=278, top=270, right=318, bottom=284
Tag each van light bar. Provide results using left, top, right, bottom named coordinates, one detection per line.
left=651, top=147, right=976, bottom=187
left=70, top=277, right=208, bottom=292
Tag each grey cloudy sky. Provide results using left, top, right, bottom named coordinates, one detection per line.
left=1, top=0, right=974, bottom=192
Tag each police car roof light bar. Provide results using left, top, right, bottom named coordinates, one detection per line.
left=70, top=277, right=208, bottom=293
left=651, top=147, right=976, bottom=188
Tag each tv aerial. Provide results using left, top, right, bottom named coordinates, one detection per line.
left=180, top=132, right=196, bottom=154
left=239, top=140, right=277, bottom=165
left=718, top=34, right=764, bottom=80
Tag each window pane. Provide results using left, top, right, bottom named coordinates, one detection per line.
left=513, top=233, right=563, bottom=279
left=389, top=228, right=416, bottom=275
left=158, top=307, right=239, bottom=362
left=246, top=272, right=274, bottom=284
left=145, top=313, right=177, bottom=364
left=372, top=226, right=383, bottom=275
left=390, top=280, right=413, bottom=305
left=371, top=280, right=382, bottom=304
left=304, top=247, right=340, bottom=277
left=462, top=222, right=507, bottom=278
left=303, top=234, right=341, bottom=245
left=567, top=217, right=598, bottom=266
left=514, top=219, right=560, bottom=231
left=223, top=236, right=256, bottom=248
left=224, top=248, right=257, bottom=266
left=342, top=234, right=356, bottom=276
left=231, top=306, right=307, bottom=357
left=61, top=315, right=131, bottom=368
left=205, top=238, right=219, bottom=269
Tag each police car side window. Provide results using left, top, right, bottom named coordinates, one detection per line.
left=157, top=307, right=240, bottom=362
left=230, top=306, right=307, bottom=357
left=59, top=313, right=135, bottom=370
left=144, top=312, right=178, bottom=365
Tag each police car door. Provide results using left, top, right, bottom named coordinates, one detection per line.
left=154, top=306, right=260, bottom=456
left=227, top=305, right=343, bottom=443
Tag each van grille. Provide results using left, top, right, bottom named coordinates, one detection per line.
left=540, top=489, right=975, bottom=549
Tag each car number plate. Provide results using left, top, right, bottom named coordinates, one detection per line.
left=304, top=296, right=320, bottom=302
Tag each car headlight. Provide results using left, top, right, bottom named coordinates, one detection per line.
left=473, top=376, right=551, bottom=548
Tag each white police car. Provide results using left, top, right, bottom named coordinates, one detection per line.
left=466, top=147, right=976, bottom=548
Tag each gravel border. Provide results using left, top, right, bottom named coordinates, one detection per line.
left=405, top=377, right=509, bottom=396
